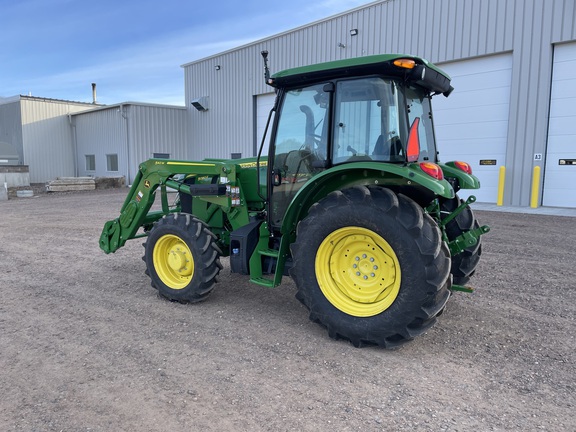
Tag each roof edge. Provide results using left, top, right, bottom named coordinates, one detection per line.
left=70, top=101, right=186, bottom=116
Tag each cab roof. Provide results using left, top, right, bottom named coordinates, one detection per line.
left=269, top=54, right=451, bottom=94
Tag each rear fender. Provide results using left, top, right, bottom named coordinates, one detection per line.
left=280, top=161, right=455, bottom=235
left=439, top=162, right=481, bottom=190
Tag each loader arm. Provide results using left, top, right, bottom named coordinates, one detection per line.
left=99, top=159, right=230, bottom=254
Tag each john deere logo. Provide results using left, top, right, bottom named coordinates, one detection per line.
left=144, top=180, right=151, bottom=188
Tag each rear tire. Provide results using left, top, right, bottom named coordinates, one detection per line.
left=440, top=196, right=482, bottom=285
left=144, top=213, right=222, bottom=303
left=290, top=186, right=451, bottom=348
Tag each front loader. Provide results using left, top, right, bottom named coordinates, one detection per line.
left=100, top=52, right=489, bottom=348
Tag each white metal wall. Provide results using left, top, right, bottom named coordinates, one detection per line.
left=19, top=97, right=96, bottom=183
left=73, top=103, right=188, bottom=184
left=183, top=0, right=576, bottom=207
left=128, top=105, right=188, bottom=183
left=74, top=107, right=127, bottom=180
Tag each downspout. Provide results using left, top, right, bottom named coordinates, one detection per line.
left=120, top=104, right=131, bottom=185
left=68, top=113, right=78, bottom=177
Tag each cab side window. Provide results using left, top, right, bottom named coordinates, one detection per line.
left=332, top=78, right=402, bottom=164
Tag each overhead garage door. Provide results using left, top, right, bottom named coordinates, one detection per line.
left=255, top=93, right=276, bottom=156
left=433, top=54, right=512, bottom=203
left=543, top=43, right=576, bottom=208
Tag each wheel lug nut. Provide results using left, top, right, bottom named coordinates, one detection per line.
left=373, top=265, right=378, bottom=270
left=355, top=256, right=360, bottom=261
left=370, top=273, right=375, bottom=277
left=362, top=254, right=367, bottom=259
left=353, top=264, right=357, bottom=269
left=363, top=275, right=368, bottom=280
left=356, top=272, right=361, bottom=276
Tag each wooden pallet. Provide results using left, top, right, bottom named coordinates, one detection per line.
left=46, top=177, right=96, bottom=192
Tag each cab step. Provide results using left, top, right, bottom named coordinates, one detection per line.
left=259, top=248, right=280, bottom=258
left=450, top=284, right=474, bottom=293
left=250, top=276, right=275, bottom=288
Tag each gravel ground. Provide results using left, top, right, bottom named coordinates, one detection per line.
left=0, top=188, right=574, bottom=431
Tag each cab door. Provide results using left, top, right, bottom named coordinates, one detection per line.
left=269, top=83, right=331, bottom=227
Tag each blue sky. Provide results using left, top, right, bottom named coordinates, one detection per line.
left=0, top=0, right=372, bottom=105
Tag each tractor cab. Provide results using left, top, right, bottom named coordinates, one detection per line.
left=262, top=54, right=453, bottom=227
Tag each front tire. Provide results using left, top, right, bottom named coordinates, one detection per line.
left=290, top=186, right=451, bottom=348
left=144, top=213, right=222, bottom=303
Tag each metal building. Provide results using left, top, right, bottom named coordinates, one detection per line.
left=182, top=0, right=576, bottom=208
left=71, top=102, right=188, bottom=184
left=0, top=96, right=188, bottom=186
left=0, top=96, right=97, bottom=183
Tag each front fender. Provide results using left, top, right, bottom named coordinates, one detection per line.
left=280, top=162, right=455, bottom=235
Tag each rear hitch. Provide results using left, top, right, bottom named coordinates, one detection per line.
left=440, top=195, right=476, bottom=227
left=434, top=194, right=491, bottom=256
left=448, top=224, right=490, bottom=256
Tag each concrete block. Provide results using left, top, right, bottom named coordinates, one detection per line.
left=16, top=190, right=34, bottom=198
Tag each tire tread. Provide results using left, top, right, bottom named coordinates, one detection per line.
left=291, top=186, right=451, bottom=348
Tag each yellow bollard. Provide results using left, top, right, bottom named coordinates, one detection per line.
left=530, top=165, right=541, bottom=208
left=497, top=166, right=505, bottom=206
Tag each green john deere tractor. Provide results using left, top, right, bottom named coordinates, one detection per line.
left=100, top=52, right=489, bottom=348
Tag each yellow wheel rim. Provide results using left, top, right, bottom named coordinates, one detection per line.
left=153, top=234, right=194, bottom=289
left=315, top=227, right=401, bottom=317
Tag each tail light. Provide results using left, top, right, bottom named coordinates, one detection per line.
left=419, top=162, right=444, bottom=180
left=453, top=161, right=473, bottom=174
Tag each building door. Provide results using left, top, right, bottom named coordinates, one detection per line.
left=433, top=54, right=513, bottom=203
left=543, top=43, right=576, bottom=208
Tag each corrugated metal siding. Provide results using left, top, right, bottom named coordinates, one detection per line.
left=552, top=0, right=576, bottom=43
left=20, top=98, right=97, bottom=183
left=74, top=107, right=127, bottom=180
left=74, top=104, right=187, bottom=184
left=184, top=0, right=576, bottom=206
left=129, top=105, right=188, bottom=175
left=0, top=100, right=24, bottom=163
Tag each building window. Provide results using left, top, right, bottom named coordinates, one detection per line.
left=85, top=155, right=95, bottom=171
left=153, top=152, right=170, bottom=159
left=106, top=154, right=119, bottom=172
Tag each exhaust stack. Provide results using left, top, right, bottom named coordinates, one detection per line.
left=91, top=83, right=97, bottom=104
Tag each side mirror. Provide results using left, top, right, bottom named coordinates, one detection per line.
left=311, top=159, right=330, bottom=169
left=272, top=169, right=283, bottom=186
